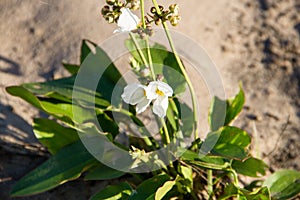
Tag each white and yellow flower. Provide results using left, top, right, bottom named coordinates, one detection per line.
left=114, top=8, right=140, bottom=33
left=121, top=81, right=173, bottom=118
left=146, top=81, right=173, bottom=118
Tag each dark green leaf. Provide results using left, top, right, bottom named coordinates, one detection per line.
left=232, top=157, right=268, bottom=177
left=10, top=141, right=98, bottom=196
left=33, top=118, right=79, bottom=154
left=208, top=96, right=226, bottom=131
left=62, top=63, right=80, bottom=75
left=202, top=126, right=251, bottom=160
left=84, top=164, right=125, bottom=180
left=263, top=169, right=300, bottom=200
left=90, top=182, right=132, bottom=200
left=129, top=174, right=170, bottom=200
left=208, top=86, right=245, bottom=131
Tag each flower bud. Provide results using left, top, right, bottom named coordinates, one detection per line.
left=150, top=7, right=156, bottom=14
left=105, top=13, right=115, bottom=24
left=169, top=4, right=179, bottom=14
left=158, top=5, right=164, bottom=11
left=101, top=6, right=110, bottom=16
left=170, top=16, right=180, bottom=26
left=106, top=0, right=115, bottom=5
left=131, top=2, right=140, bottom=10
left=155, top=18, right=162, bottom=25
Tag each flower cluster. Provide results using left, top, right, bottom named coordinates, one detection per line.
left=101, top=0, right=140, bottom=24
left=149, top=4, right=181, bottom=26
left=121, top=81, right=173, bottom=118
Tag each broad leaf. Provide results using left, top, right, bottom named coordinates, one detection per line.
left=10, top=141, right=98, bottom=196
left=209, top=86, right=245, bottom=131
left=84, top=164, right=125, bottom=181
left=202, top=126, right=251, bottom=160
left=155, top=180, right=176, bottom=200
left=263, top=169, right=300, bottom=200
left=129, top=174, right=170, bottom=200
left=33, top=118, right=79, bottom=154
left=232, top=157, right=268, bottom=177
left=90, top=182, right=132, bottom=200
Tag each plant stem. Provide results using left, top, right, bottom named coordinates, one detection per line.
left=161, top=118, right=170, bottom=144
left=140, top=0, right=156, bottom=80
left=129, top=33, right=148, bottom=67
left=151, top=0, right=199, bottom=140
left=207, top=169, right=213, bottom=197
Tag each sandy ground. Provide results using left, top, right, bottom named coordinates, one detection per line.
left=0, top=0, right=300, bottom=199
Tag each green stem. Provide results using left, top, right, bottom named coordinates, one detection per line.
left=151, top=0, right=199, bottom=140
left=129, top=32, right=148, bottom=67
left=140, top=0, right=146, bottom=29
left=161, top=119, right=170, bottom=144
left=207, top=169, right=213, bottom=197
left=140, top=0, right=156, bottom=80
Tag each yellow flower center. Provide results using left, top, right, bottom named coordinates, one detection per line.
left=156, top=88, right=164, bottom=96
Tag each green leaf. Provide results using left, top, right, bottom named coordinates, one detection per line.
left=232, top=157, right=268, bottom=177
left=84, top=164, right=125, bottom=180
left=202, top=126, right=251, bottom=160
left=125, top=36, right=186, bottom=95
left=62, top=63, right=80, bottom=75
left=263, top=169, right=300, bottom=200
left=33, top=118, right=79, bottom=154
left=225, top=85, right=245, bottom=125
left=80, top=39, right=93, bottom=64
left=208, top=96, right=226, bottom=131
left=129, top=174, right=170, bottom=200
left=220, top=184, right=270, bottom=200
left=155, top=180, right=176, bottom=200
left=209, top=86, right=245, bottom=131
left=79, top=40, right=126, bottom=106
left=21, top=76, right=110, bottom=109
left=10, top=141, right=98, bottom=196
left=90, top=182, right=132, bottom=200
left=180, top=149, right=229, bottom=170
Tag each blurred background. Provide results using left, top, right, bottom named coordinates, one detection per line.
left=0, top=0, right=299, bottom=199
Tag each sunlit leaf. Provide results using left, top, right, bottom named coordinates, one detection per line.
left=33, top=118, right=79, bottom=154
left=129, top=174, right=170, bottom=200
left=90, top=182, right=132, bottom=200
left=263, top=170, right=300, bottom=200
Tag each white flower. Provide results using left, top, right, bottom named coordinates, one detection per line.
left=146, top=81, right=173, bottom=118
left=121, top=81, right=173, bottom=118
left=114, top=8, right=140, bottom=33
left=121, top=83, right=151, bottom=114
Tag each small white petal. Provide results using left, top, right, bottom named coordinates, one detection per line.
left=146, top=81, right=173, bottom=99
left=114, top=8, right=139, bottom=33
left=121, top=83, right=146, bottom=105
left=156, top=81, right=173, bottom=97
left=153, top=96, right=169, bottom=118
left=136, top=98, right=151, bottom=114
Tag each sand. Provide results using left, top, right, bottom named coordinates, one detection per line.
left=0, top=0, right=300, bottom=199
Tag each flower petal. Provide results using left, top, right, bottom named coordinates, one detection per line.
left=153, top=96, right=169, bottom=118
left=114, top=8, right=139, bottom=33
left=136, top=98, right=151, bottom=114
left=156, top=81, right=173, bottom=97
left=121, top=83, right=146, bottom=105
left=146, top=81, right=173, bottom=99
